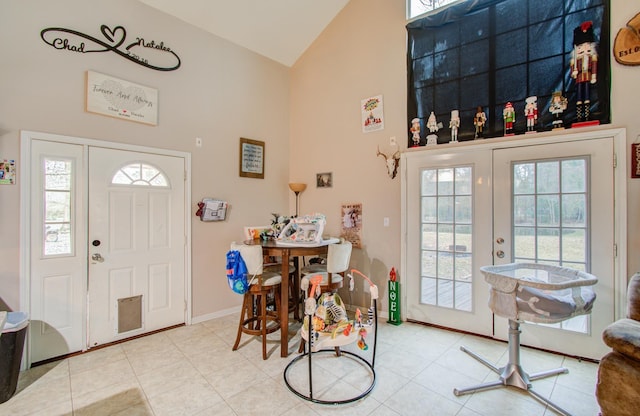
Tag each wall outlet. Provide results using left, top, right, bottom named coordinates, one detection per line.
left=384, top=217, right=390, bottom=227
left=390, top=136, right=396, bottom=146
left=195, top=137, right=202, bottom=147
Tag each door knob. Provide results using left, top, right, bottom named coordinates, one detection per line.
left=91, top=253, right=104, bottom=262
left=92, top=240, right=101, bottom=247
left=496, top=237, right=504, bottom=244
left=496, top=250, right=505, bottom=258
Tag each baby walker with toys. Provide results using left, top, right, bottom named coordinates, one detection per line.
left=283, top=269, right=379, bottom=404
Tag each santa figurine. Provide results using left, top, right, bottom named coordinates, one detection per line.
left=503, top=102, right=515, bottom=135
left=410, top=117, right=421, bottom=147
left=524, top=96, right=538, bottom=133
left=571, top=21, right=598, bottom=123
left=426, top=111, right=440, bottom=145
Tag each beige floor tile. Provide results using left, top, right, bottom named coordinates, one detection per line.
left=147, top=378, right=224, bottom=416
left=70, top=358, right=136, bottom=397
left=72, top=381, right=146, bottom=416
left=3, top=317, right=603, bottom=416
left=225, top=378, right=300, bottom=416
left=204, top=358, right=271, bottom=399
left=136, top=357, right=204, bottom=398
left=68, top=344, right=127, bottom=374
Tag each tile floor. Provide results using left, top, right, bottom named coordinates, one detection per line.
left=0, top=315, right=601, bottom=415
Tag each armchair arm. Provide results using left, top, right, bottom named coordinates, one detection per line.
left=603, top=318, right=640, bottom=362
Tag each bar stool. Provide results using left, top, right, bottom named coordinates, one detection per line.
left=230, top=242, right=282, bottom=360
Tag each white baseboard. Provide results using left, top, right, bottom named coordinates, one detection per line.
left=190, top=306, right=240, bottom=324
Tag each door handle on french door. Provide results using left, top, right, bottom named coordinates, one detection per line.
left=91, top=253, right=105, bottom=262
left=495, top=250, right=505, bottom=258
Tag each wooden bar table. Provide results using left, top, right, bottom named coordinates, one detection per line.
left=244, top=238, right=338, bottom=357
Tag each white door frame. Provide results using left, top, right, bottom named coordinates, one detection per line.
left=19, top=130, right=192, bottom=367
left=401, top=127, right=628, bottom=329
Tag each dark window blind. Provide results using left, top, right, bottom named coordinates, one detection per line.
left=407, top=0, right=610, bottom=145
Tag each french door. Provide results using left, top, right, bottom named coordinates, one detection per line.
left=403, top=129, right=625, bottom=360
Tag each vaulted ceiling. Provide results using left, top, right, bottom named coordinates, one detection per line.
left=138, top=0, right=350, bottom=67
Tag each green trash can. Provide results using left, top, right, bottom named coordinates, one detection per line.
left=0, top=311, right=29, bottom=404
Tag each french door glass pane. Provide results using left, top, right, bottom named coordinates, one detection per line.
left=420, top=166, right=474, bottom=310
left=512, top=157, right=590, bottom=333
left=43, top=158, right=73, bottom=256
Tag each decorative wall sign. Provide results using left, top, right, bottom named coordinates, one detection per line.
left=361, top=95, right=384, bottom=133
left=239, top=138, right=265, bottom=179
left=41, top=25, right=181, bottom=71
left=632, top=143, right=640, bottom=178
left=86, top=71, right=158, bottom=125
left=614, top=12, right=640, bottom=65
left=341, top=203, right=362, bottom=249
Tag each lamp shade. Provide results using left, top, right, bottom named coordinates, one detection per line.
left=288, top=183, right=307, bottom=194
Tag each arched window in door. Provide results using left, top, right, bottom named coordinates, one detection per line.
left=111, top=162, right=170, bottom=187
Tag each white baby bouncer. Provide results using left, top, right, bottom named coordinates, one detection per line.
left=283, top=269, right=379, bottom=405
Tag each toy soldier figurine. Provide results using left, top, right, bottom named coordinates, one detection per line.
left=474, top=106, right=487, bottom=138
left=549, top=91, right=568, bottom=129
left=524, top=96, right=538, bottom=133
left=449, top=110, right=460, bottom=142
left=503, top=102, right=515, bottom=135
left=571, top=21, right=598, bottom=122
left=410, top=117, right=421, bottom=147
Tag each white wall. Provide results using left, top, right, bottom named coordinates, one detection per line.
left=0, top=0, right=291, bottom=317
left=290, top=0, right=640, bottom=316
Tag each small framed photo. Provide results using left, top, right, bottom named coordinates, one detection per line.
left=239, top=138, right=265, bottom=179
left=316, top=172, right=332, bottom=188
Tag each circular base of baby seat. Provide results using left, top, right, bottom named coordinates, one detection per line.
left=283, top=348, right=376, bottom=405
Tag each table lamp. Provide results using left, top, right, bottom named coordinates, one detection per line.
left=288, top=182, right=307, bottom=217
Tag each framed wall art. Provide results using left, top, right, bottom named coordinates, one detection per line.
left=86, top=71, right=158, bottom=125
left=316, top=172, right=332, bottom=188
left=239, top=138, right=264, bottom=179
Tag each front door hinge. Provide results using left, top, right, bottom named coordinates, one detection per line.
left=613, top=153, right=617, bottom=169
left=614, top=243, right=618, bottom=258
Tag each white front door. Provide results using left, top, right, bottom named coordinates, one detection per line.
left=25, top=131, right=190, bottom=364
left=88, top=147, right=186, bottom=347
left=29, top=140, right=87, bottom=363
left=492, top=137, right=615, bottom=359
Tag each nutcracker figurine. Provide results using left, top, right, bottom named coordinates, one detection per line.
left=410, top=117, right=421, bottom=147
left=503, top=102, right=515, bottom=135
left=571, top=21, right=598, bottom=123
left=549, top=91, right=568, bottom=129
left=449, top=110, right=460, bottom=142
left=524, top=96, right=538, bottom=133
left=474, top=106, right=487, bottom=139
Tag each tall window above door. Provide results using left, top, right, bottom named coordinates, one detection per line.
left=406, top=0, right=610, bottom=145
left=407, top=0, right=461, bottom=20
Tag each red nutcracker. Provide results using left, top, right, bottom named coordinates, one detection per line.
left=524, top=96, right=538, bottom=133
left=571, top=21, right=598, bottom=122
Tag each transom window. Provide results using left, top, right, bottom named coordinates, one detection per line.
left=111, top=162, right=169, bottom=187
left=407, top=0, right=460, bottom=20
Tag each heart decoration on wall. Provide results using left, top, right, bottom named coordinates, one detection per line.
left=613, top=12, right=640, bottom=65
